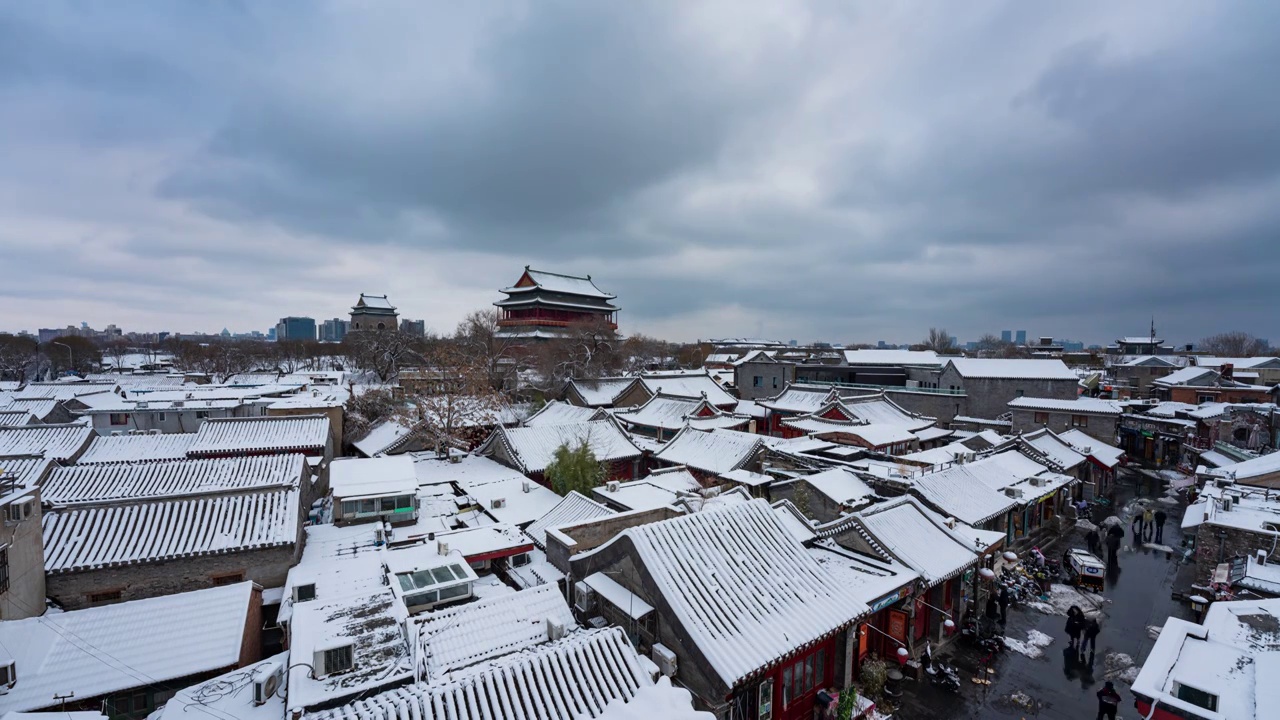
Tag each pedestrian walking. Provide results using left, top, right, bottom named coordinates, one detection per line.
left=1143, top=508, right=1155, bottom=542
left=1082, top=617, right=1101, bottom=655
left=998, top=585, right=1010, bottom=625
left=1066, top=606, right=1084, bottom=649
left=1087, top=527, right=1102, bottom=556
left=984, top=594, right=1000, bottom=635
left=1131, top=511, right=1144, bottom=544
left=1096, top=680, right=1123, bottom=720
left=1154, top=508, right=1168, bottom=544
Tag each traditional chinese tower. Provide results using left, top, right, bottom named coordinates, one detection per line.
left=349, top=293, right=399, bottom=332
left=494, top=267, right=619, bottom=339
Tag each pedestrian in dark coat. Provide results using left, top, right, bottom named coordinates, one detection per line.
left=1096, top=681, right=1122, bottom=720
left=1105, top=525, right=1123, bottom=568
left=1082, top=617, right=1101, bottom=655
left=1065, top=606, right=1084, bottom=648
left=984, top=594, right=999, bottom=634
left=1087, top=527, right=1102, bottom=555
left=1131, top=511, right=1144, bottom=543
left=1154, top=508, right=1168, bottom=544
left=998, top=586, right=1010, bottom=625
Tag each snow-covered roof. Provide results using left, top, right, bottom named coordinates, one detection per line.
left=563, top=377, right=636, bottom=407
left=287, top=587, right=412, bottom=711
left=307, top=627, right=651, bottom=720
left=0, top=456, right=54, bottom=489
left=1057, top=429, right=1125, bottom=468
left=1120, top=355, right=1180, bottom=367
left=1020, top=429, right=1087, bottom=470
left=42, top=454, right=305, bottom=505
left=74, top=431, right=197, bottom=464
left=946, top=358, right=1077, bottom=380
left=843, top=349, right=942, bottom=366
left=43, top=487, right=299, bottom=573
left=188, top=415, right=329, bottom=457
left=524, top=491, right=616, bottom=549
left=851, top=496, right=979, bottom=585
left=1132, top=598, right=1280, bottom=720
left=1154, top=366, right=1224, bottom=387
left=1196, top=356, right=1280, bottom=370
left=352, top=417, right=417, bottom=457
left=592, top=468, right=702, bottom=512
left=1212, top=451, right=1280, bottom=484
left=587, top=499, right=869, bottom=688
left=412, top=584, right=577, bottom=679
left=653, top=428, right=763, bottom=475
left=807, top=542, right=920, bottom=608
left=477, top=420, right=641, bottom=474
left=0, top=410, right=34, bottom=427
left=638, top=371, right=737, bottom=407
left=1119, top=336, right=1164, bottom=344
left=909, top=465, right=1020, bottom=526
left=0, top=424, right=93, bottom=462
left=719, top=468, right=774, bottom=487
left=0, top=582, right=254, bottom=715
left=354, top=292, right=397, bottom=310
left=502, top=268, right=615, bottom=299
left=452, top=462, right=563, bottom=526
left=155, top=651, right=287, bottom=720
left=1008, top=396, right=1122, bottom=414
left=758, top=384, right=837, bottom=414
left=329, top=456, right=417, bottom=500
left=13, top=382, right=115, bottom=401
left=411, top=523, right=533, bottom=561
left=801, top=467, right=878, bottom=509
left=842, top=396, right=936, bottom=429
left=1, top=399, right=60, bottom=422
left=522, top=399, right=605, bottom=427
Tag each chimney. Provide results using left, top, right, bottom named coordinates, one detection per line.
left=1221, top=363, right=1234, bottom=381
left=1258, top=549, right=1267, bottom=566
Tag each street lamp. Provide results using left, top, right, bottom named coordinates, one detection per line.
left=52, top=341, right=73, bottom=373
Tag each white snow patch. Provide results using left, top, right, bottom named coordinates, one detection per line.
left=1104, top=652, right=1140, bottom=684
left=586, top=676, right=713, bottom=720
left=1146, top=624, right=1163, bottom=640
left=1143, top=543, right=1176, bottom=553
left=1003, top=629, right=1054, bottom=658
left=1160, top=470, right=1194, bottom=489
left=1027, top=583, right=1107, bottom=618
left=1156, top=496, right=1179, bottom=506
left=1077, top=519, right=1098, bottom=533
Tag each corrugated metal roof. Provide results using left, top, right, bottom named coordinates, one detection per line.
left=653, top=428, right=763, bottom=475
left=524, top=491, right=616, bottom=548
left=188, top=415, right=329, bottom=456
left=0, top=424, right=93, bottom=461
left=481, top=420, right=640, bottom=474
left=77, top=432, right=198, bottom=464
left=43, top=454, right=305, bottom=505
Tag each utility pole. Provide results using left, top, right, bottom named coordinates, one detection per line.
left=51, top=340, right=73, bottom=373
left=53, top=692, right=74, bottom=711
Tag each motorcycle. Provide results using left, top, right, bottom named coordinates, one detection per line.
left=926, top=656, right=961, bottom=693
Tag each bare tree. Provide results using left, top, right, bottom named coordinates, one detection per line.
left=0, top=334, right=38, bottom=382
left=1198, top=331, right=1268, bottom=357
left=396, top=343, right=509, bottom=452
left=40, top=336, right=101, bottom=376
left=922, top=327, right=958, bottom=354
left=524, top=317, right=624, bottom=395
left=340, top=330, right=415, bottom=382
left=103, top=339, right=132, bottom=373
left=454, top=308, right=520, bottom=390
left=343, top=386, right=399, bottom=453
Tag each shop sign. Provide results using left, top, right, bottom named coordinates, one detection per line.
left=869, top=586, right=911, bottom=613
left=887, top=610, right=908, bottom=641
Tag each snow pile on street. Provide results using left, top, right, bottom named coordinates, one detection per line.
left=1159, top=470, right=1194, bottom=489
left=1026, top=583, right=1107, bottom=617
left=1143, top=542, right=1176, bottom=553
left=1009, top=691, right=1035, bottom=710
left=1104, top=652, right=1140, bottom=684
left=1146, top=624, right=1163, bottom=640
left=1003, top=629, right=1054, bottom=658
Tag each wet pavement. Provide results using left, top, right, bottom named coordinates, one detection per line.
left=891, top=466, right=1199, bottom=719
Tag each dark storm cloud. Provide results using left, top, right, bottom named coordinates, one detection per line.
left=2, top=1, right=1279, bottom=342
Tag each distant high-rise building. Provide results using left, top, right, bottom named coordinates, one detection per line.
left=399, top=319, right=426, bottom=337
left=1015, top=330, right=1027, bottom=345
left=266, top=327, right=276, bottom=341
left=38, top=328, right=62, bottom=344
left=275, top=316, right=317, bottom=341
left=877, top=340, right=888, bottom=349
left=320, top=318, right=349, bottom=342
left=1000, top=330, right=1012, bottom=343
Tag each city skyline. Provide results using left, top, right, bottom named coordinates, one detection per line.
left=2, top=3, right=1278, bottom=343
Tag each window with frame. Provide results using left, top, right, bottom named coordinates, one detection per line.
left=211, top=571, right=245, bottom=586
left=88, top=589, right=123, bottom=605
left=1174, top=682, right=1218, bottom=712
left=157, top=412, right=167, bottom=422
left=195, top=410, right=210, bottom=419
left=753, top=376, right=763, bottom=388
left=1071, top=415, right=1088, bottom=427
left=1015, top=390, right=1025, bottom=397
left=510, top=552, right=531, bottom=568
left=1198, top=395, right=1215, bottom=404
left=779, top=646, right=827, bottom=708
left=773, top=376, right=779, bottom=389
left=1034, top=412, right=1050, bottom=424
left=108, top=413, right=130, bottom=426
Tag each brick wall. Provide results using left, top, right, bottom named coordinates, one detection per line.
left=1191, top=523, right=1274, bottom=583
left=0, top=493, right=46, bottom=620
left=940, top=369, right=1077, bottom=421
left=47, top=544, right=300, bottom=611
left=1009, top=408, right=1119, bottom=443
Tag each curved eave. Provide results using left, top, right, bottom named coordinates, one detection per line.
left=500, top=284, right=617, bottom=300
left=494, top=297, right=621, bottom=312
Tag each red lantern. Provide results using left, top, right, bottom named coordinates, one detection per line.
left=895, top=647, right=909, bottom=665
left=943, top=619, right=956, bottom=636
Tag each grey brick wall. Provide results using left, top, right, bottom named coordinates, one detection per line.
left=1009, top=409, right=1119, bottom=443
left=47, top=544, right=299, bottom=611
left=939, top=368, right=1077, bottom=421
left=734, top=361, right=795, bottom=400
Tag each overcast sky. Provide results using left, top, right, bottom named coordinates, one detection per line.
left=2, top=2, right=1278, bottom=345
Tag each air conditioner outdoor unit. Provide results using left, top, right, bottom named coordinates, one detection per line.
left=292, top=583, right=317, bottom=603
left=252, top=661, right=284, bottom=705
left=606, top=481, right=620, bottom=492
left=438, top=542, right=451, bottom=556
left=547, top=617, right=566, bottom=642
left=111, top=431, right=123, bottom=436
left=491, top=498, right=507, bottom=510
left=4, top=498, right=34, bottom=525
left=1005, top=488, right=1024, bottom=499
left=573, top=581, right=596, bottom=614
left=1223, top=497, right=1234, bottom=512
left=651, top=644, right=678, bottom=677
left=148, top=429, right=162, bottom=435
left=0, top=659, right=15, bottom=689
left=1029, top=477, right=1046, bottom=488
